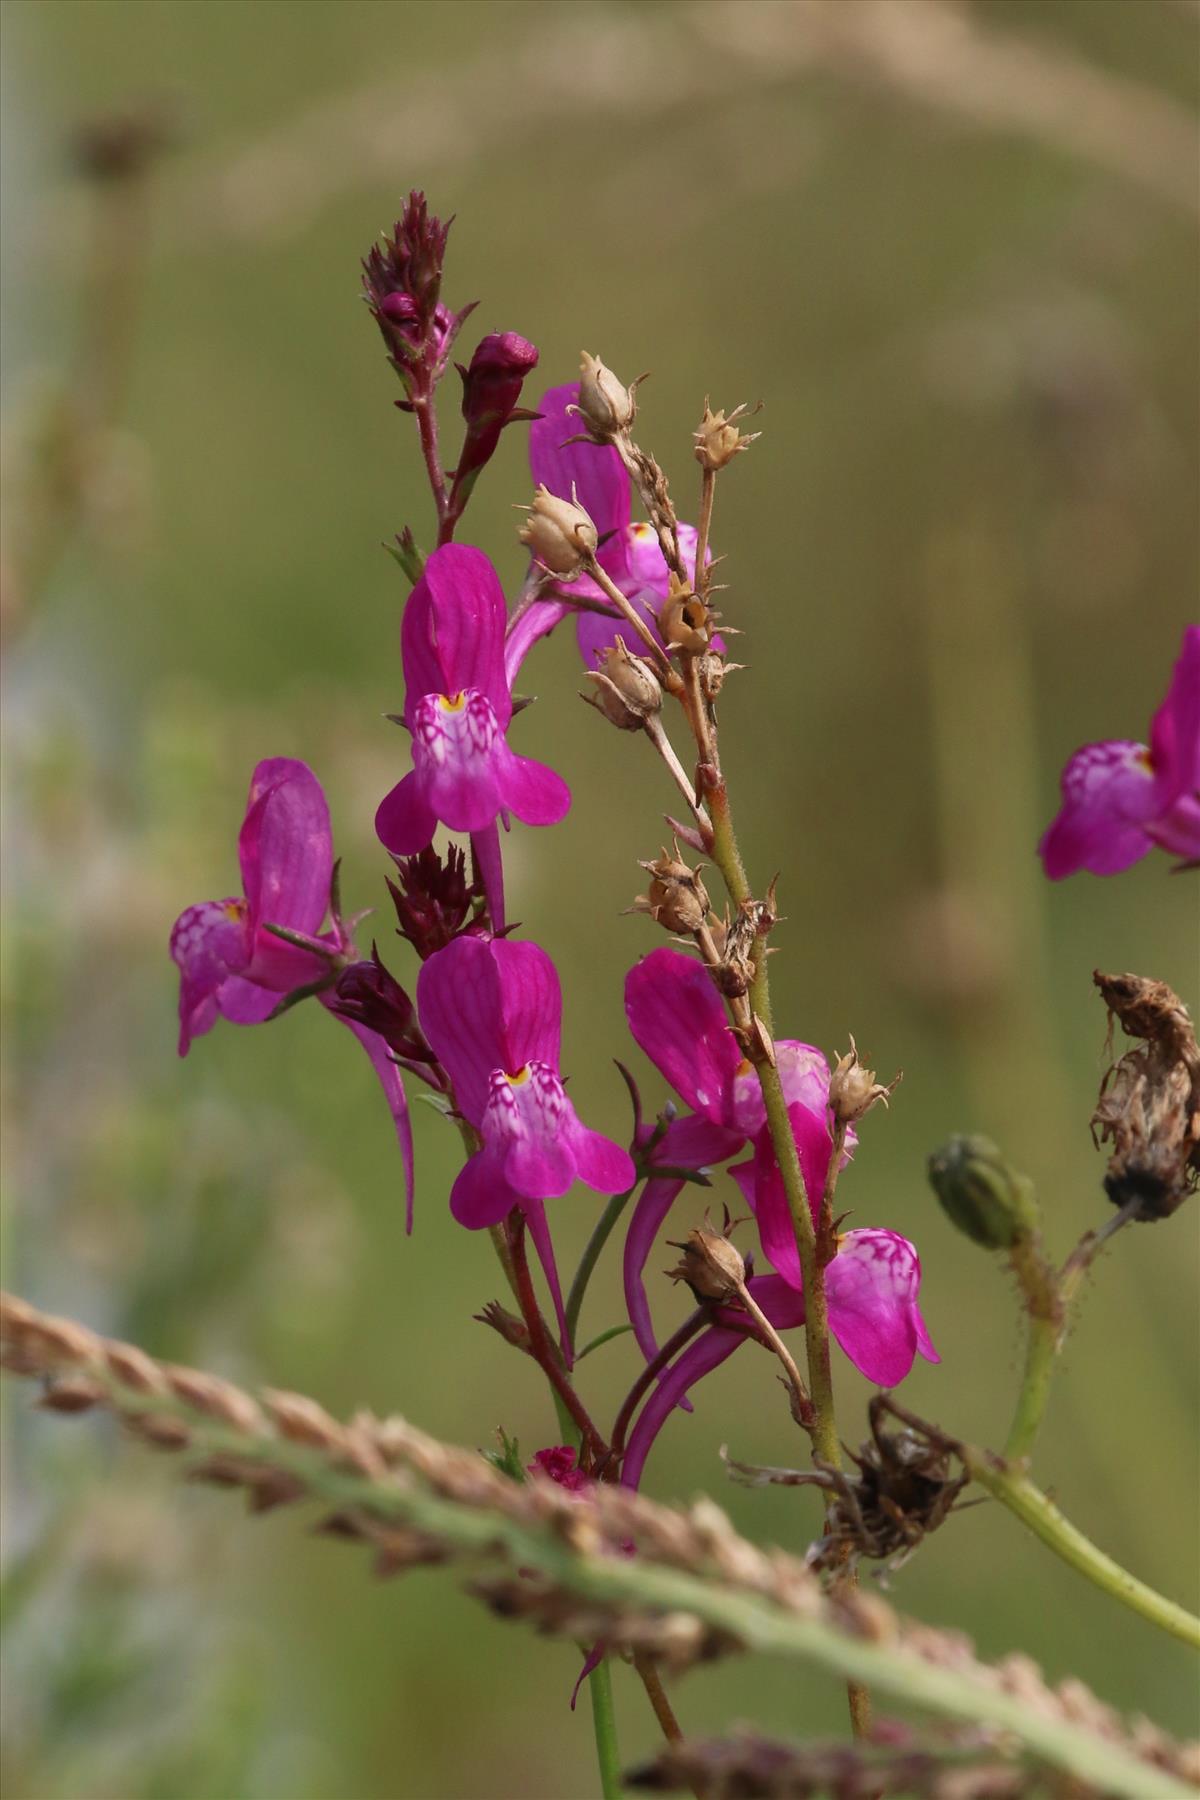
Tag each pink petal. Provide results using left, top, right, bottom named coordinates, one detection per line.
left=470, top=822, right=506, bottom=933
left=736, top=1107, right=833, bottom=1289
left=574, top=591, right=655, bottom=668
left=331, top=1013, right=415, bottom=1234
left=375, top=771, right=438, bottom=858
left=504, top=598, right=570, bottom=688
left=170, top=898, right=253, bottom=1056
left=654, top=1112, right=745, bottom=1170
left=238, top=760, right=332, bottom=937
left=417, top=936, right=562, bottom=1125
left=625, top=949, right=743, bottom=1127
left=215, top=975, right=281, bottom=1026
left=416, top=934, right=504, bottom=1124
left=1149, top=792, right=1200, bottom=861
left=503, top=1113, right=576, bottom=1199
left=623, top=1177, right=687, bottom=1367
left=401, top=545, right=510, bottom=725
left=566, top=1120, right=636, bottom=1195
left=620, top=1327, right=741, bottom=1492
left=529, top=384, right=630, bottom=543
left=523, top=1197, right=571, bottom=1365
left=496, top=743, right=571, bottom=828
left=450, top=1146, right=518, bottom=1228
left=825, top=1229, right=935, bottom=1387
left=569, top=1643, right=606, bottom=1712
left=492, top=938, right=562, bottom=1074
left=1039, top=740, right=1155, bottom=879
left=1148, top=624, right=1200, bottom=807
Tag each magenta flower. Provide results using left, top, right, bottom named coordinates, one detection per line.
left=375, top=545, right=570, bottom=921
left=417, top=933, right=635, bottom=1344
left=1040, top=625, right=1200, bottom=879
left=505, top=384, right=709, bottom=681
left=170, top=758, right=415, bottom=1225
left=623, top=948, right=936, bottom=1411
left=376, top=544, right=569, bottom=846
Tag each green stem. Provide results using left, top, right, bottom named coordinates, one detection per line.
left=1002, top=1311, right=1058, bottom=1465
left=565, top=1186, right=636, bottom=1350
left=756, top=1058, right=840, bottom=1469
left=965, top=1453, right=1200, bottom=1652
left=587, top=1656, right=623, bottom=1799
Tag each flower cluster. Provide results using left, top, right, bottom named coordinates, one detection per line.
left=169, top=193, right=947, bottom=1516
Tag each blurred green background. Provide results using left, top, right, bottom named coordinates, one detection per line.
left=2, top=2, right=1197, bottom=1796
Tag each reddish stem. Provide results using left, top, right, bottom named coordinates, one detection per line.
left=506, top=1213, right=607, bottom=1465
left=413, top=392, right=450, bottom=534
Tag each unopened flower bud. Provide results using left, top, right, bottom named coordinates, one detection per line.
left=830, top=1040, right=899, bottom=1125
left=667, top=1226, right=746, bottom=1302
left=329, top=946, right=433, bottom=1062
left=927, top=1135, right=1041, bottom=1250
left=694, top=402, right=760, bottom=472
left=456, top=331, right=539, bottom=484
left=586, top=640, right=663, bottom=730
left=518, top=484, right=598, bottom=577
left=575, top=353, right=636, bottom=438
left=634, top=848, right=710, bottom=935
left=658, top=574, right=712, bottom=653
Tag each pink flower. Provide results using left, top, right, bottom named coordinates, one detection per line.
left=375, top=545, right=570, bottom=863
left=623, top=948, right=937, bottom=1405
left=417, top=933, right=635, bottom=1347
left=170, top=758, right=415, bottom=1226
left=505, top=384, right=709, bottom=681
left=1040, top=626, right=1200, bottom=878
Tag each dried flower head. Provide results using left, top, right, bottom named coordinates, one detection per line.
left=726, top=1395, right=968, bottom=1576
left=1091, top=970, right=1200, bottom=1220
left=518, top=484, right=598, bottom=577
left=693, top=401, right=761, bottom=472
left=574, top=353, right=637, bottom=438
left=829, top=1039, right=900, bottom=1126
left=658, top=574, right=713, bottom=653
left=633, top=848, right=711, bottom=936
left=586, top=639, right=663, bottom=730
left=667, top=1226, right=746, bottom=1303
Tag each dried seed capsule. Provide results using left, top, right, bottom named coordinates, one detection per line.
left=586, top=640, right=663, bottom=730
left=575, top=353, right=636, bottom=437
left=518, top=484, right=598, bottom=577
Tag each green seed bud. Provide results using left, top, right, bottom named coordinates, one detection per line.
left=927, top=1134, right=1040, bottom=1250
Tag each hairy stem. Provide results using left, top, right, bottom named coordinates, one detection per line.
left=964, top=1453, right=1200, bottom=1651
left=413, top=393, right=449, bottom=530
left=755, top=1059, right=840, bottom=1471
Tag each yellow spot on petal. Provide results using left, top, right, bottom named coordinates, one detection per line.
left=439, top=692, right=466, bottom=713
left=505, top=1065, right=531, bottom=1086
